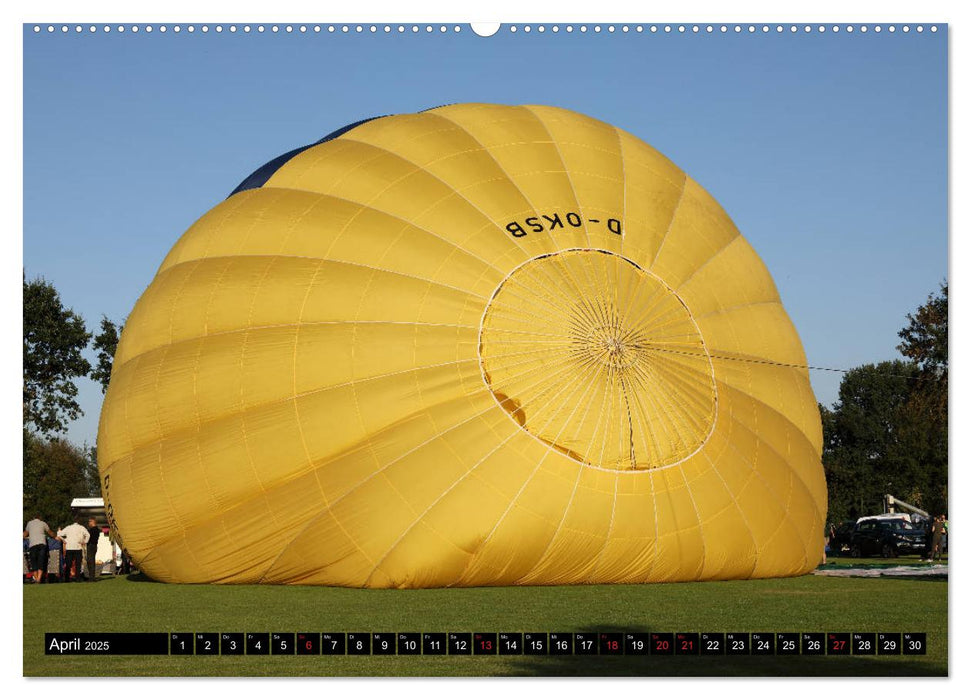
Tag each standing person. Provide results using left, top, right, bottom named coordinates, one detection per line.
left=23, top=514, right=55, bottom=584
left=823, top=523, right=835, bottom=565
left=930, top=514, right=945, bottom=562
left=85, top=518, right=102, bottom=582
left=923, top=517, right=934, bottom=561
left=56, top=516, right=90, bottom=582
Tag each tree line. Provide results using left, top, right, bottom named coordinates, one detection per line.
left=821, top=283, right=948, bottom=523
left=23, top=272, right=948, bottom=532
left=23, top=274, right=122, bottom=526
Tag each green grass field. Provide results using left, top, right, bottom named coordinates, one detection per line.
left=23, top=557, right=947, bottom=677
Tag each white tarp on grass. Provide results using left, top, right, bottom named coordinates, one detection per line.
left=813, top=564, right=947, bottom=578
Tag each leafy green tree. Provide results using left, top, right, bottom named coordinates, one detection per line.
left=898, top=282, right=948, bottom=379
left=821, top=361, right=918, bottom=521
left=91, top=316, right=124, bottom=393
left=819, top=403, right=847, bottom=523
left=822, top=285, right=949, bottom=524
left=80, top=443, right=102, bottom=500
left=23, top=275, right=91, bottom=436
left=896, top=283, right=948, bottom=515
left=23, top=430, right=99, bottom=528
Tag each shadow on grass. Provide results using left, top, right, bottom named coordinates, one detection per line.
left=500, top=625, right=945, bottom=677
left=863, top=575, right=947, bottom=583
left=813, top=574, right=947, bottom=583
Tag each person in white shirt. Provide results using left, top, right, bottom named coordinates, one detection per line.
left=56, top=517, right=90, bottom=583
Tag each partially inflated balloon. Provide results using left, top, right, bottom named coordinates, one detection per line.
left=98, top=104, right=826, bottom=587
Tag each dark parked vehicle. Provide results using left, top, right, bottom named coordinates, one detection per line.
left=848, top=519, right=926, bottom=558
left=829, top=520, right=856, bottom=554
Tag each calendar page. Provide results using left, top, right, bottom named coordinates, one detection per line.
left=19, top=2, right=949, bottom=685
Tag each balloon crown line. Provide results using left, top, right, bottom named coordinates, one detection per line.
left=30, top=23, right=940, bottom=36
left=642, top=344, right=944, bottom=380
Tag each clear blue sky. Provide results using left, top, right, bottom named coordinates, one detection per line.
left=23, top=24, right=948, bottom=448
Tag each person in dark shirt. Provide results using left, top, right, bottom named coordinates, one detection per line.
left=923, top=518, right=934, bottom=561
left=86, top=518, right=102, bottom=582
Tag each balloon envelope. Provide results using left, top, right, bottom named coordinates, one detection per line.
left=98, top=104, right=826, bottom=587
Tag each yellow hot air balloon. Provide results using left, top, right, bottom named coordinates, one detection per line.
left=98, top=103, right=826, bottom=587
